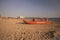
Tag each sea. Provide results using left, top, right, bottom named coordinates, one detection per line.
left=25, top=18, right=60, bottom=21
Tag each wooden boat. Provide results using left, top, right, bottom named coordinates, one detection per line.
left=23, top=18, right=49, bottom=24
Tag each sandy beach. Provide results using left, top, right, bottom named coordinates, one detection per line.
left=0, top=17, right=60, bottom=40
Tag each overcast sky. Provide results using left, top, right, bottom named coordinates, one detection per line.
left=0, top=0, right=60, bottom=17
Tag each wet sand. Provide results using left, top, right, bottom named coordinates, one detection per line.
left=0, top=17, right=60, bottom=40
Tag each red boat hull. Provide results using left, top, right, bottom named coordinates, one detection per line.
left=23, top=19, right=49, bottom=24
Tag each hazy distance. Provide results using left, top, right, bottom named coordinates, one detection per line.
left=0, top=0, right=60, bottom=18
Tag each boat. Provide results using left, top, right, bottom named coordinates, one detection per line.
left=23, top=18, right=50, bottom=24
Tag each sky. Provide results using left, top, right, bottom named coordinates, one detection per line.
left=0, top=0, right=60, bottom=18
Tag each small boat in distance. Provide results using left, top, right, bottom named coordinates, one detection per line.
left=23, top=18, right=50, bottom=24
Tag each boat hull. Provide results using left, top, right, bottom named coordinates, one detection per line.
left=23, top=20, right=49, bottom=24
